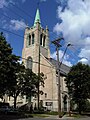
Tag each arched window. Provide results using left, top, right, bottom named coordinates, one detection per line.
left=43, top=35, right=46, bottom=47
left=40, top=34, right=43, bottom=45
left=27, top=34, right=31, bottom=47
left=28, top=34, right=31, bottom=45
left=26, top=57, right=33, bottom=70
left=32, top=33, right=34, bottom=44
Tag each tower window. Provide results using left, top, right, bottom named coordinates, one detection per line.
left=26, top=57, right=33, bottom=70
left=26, top=34, right=30, bottom=47
left=32, top=33, right=34, bottom=44
left=43, top=35, right=46, bottom=47
left=28, top=34, right=31, bottom=45
left=40, top=34, right=43, bottom=45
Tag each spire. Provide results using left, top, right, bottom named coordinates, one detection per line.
left=34, top=8, right=41, bottom=27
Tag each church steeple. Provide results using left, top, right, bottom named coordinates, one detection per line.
left=22, top=7, right=50, bottom=61
left=34, top=8, right=41, bottom=27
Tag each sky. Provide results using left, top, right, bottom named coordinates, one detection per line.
left=0, top=0, right=90, bottom=66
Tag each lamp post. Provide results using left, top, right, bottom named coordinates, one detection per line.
left=52, top=39, right=71, bottom=118
left=60, top=43, right=71, bottom=66
left=37, top=40, right=40, bottom=110
left=52, top=38, right=63, bottom=118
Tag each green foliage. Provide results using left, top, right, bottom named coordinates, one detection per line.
left=46, top=111, right=58, bottom=115
left=65, top=62, right=90, bottom=114
left=0, top=32, right=45, bottom=108
left=81, top=100, right=90, bottom=112
left=0, top=32, right=19, bottom=98
left=21, top=69, right=39, bottom=98
left=7, top=63, right=26, bottom=108
left=8, top=67, right=45, bottom=108
left=21, top=70, right=45, bottom=101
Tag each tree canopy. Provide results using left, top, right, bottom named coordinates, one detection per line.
left=0, top=32, right=19, bottom=98
left=65, top=62, right=90, bottom=114
left=0, top=32, right=45, bottom=108
left=8, top=67, right=45, bottom=108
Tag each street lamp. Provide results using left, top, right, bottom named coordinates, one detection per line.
left=52, top=39, right=71, bottom=118
left=60, top=43, right=71, bottom=66
left=52, top=38, right=63, bottom=118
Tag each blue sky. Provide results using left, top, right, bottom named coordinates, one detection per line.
left=0, top=0, right=90, bottom=66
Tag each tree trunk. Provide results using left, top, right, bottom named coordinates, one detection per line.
left=78, top=101, right=82, bottom=114
left=28, top=94, right=31, bottom=103
left=14, top=96, right=17, bottom=109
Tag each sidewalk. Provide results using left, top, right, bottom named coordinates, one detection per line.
left=45, top=114, right=74, bottom=119
left=62, top=115, right=74, bottom=119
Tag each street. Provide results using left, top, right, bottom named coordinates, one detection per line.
left=17, top=117, right=90, bottom=120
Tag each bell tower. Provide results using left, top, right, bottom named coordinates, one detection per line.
left=22, top=8, right=50, bottom=73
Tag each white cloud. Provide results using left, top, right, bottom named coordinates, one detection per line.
left=51, top=50, right=72, bottom=66
left=40, top=0, right=47, bottom=2
left=78, top=58, right=88, bottom=64
left=0, top=0, right=8, bottom=8
left=22, top=0, right=26, bottom=3
left=0, top=0, right=13, bottom=8
left=54, top=0, right=90, bottom=64
left=10, top=19, right=26, bottom=31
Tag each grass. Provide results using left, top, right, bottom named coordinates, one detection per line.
left=31, top=113, right=49, bottom=118
left=31, top=111, right=66, bottom=118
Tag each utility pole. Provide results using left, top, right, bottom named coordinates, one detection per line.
left=52, top=39, right=71, bottom=117
left=37, top=1, right=41, bottom=110
left=37, top=39, right=40, bottom=110
left=52, top=38, right=63, bottom=118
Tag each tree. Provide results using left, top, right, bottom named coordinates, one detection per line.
left=65, top=62, right=90, bottom=114
left=0, top=32, right=45, bottom=108
left=21, top=69, right=45, bottom=103
left=8, top=67, right=45, bottom=108
left=7, top=63, right=25, bottom=108
left=0, top=32, right=19, bottom=99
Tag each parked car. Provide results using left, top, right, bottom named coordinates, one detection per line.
left=8, top=108, right=19, bottom=114
left=0, top=106, right=11, bottom=114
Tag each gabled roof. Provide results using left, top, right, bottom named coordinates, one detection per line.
left=46, top=58, right=70, bottom=76
left=34, top=8, right=41, bottom=27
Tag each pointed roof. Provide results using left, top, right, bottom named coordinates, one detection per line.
left=34, top=8, right=41, bottom=27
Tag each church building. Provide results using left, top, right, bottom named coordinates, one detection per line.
left=22, top=8, right=70, bottom=112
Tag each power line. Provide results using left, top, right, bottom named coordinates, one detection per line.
left=0, top=12, right=27, bottom=28
left=0, top=27, right=72, bottom=69
left=0, top=26, right=86, bottom=64
left=21, top=56, right=69, bottom=77
left=0, top=27, right=38, bottom=39
left=21, top=57, right=55, bottom=69
left=3, top=1, right=59, bottom=39
left=65, top=46, right=88, bottom=64
left=68, top=47, right=82, bottom=60
left=0, top=2, right=59, bottom=41
left=1, top=4, right=28, bottom=23
left=10, top=2, right=33, bottom=20
left=0, top=27, right=24, bottom=38
left=0, top=26, right=57, bottom=49
left=0, top=27, right=60, bottom=69
left=2, top=2, right=44, bottom=28
left=0, top=3, right=81, bottom=67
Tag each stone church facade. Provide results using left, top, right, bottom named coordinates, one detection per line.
left=22, top=8, right=70, bottom=112
left=0, top=8, right=70, bottom=112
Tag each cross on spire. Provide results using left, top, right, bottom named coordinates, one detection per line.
left=37, top=1, right=40, bottom=8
